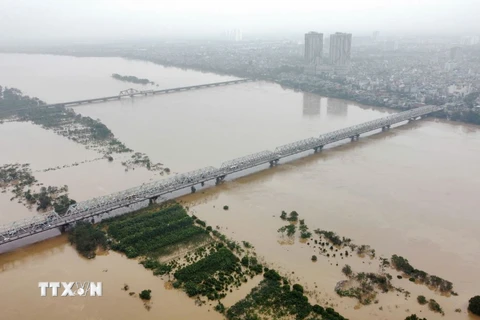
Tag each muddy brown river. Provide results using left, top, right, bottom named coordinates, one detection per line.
left=0, top=53, right=479, bottom=320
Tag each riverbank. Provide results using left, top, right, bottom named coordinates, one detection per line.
left=117, top=54, right=480, bottom=126
left=4, top=49, right=475, bottom=125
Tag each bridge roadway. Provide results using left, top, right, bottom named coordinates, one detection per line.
left=0, top=105, right=444, bottom=246
left=43, top=79, right=251, bottom=108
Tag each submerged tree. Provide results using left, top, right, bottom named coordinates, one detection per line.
left=469, top=296, right=480, bottom=316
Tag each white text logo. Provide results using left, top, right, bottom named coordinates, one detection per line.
left=39, top=282, right=102, bottom=297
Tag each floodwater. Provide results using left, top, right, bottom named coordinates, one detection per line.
left=0, top=236, right=224, bottom=320
left=0, top=53, right=479, bottom=320
left=181, top=119, right=480, bottom=320
left=0, top=53, right=237, bottom=103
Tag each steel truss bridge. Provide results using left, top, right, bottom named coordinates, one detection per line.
left=42, top=79, right=251, bottom=108
left=0, top=105, right=444, bottom=246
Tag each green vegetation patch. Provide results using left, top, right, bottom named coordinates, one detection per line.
left=174, top=247, right=245, bottom=300
left=226, top=269, right=347, bottom=320
left=0, top=86, right=165, bottom=172
left=299, top=223, right=312, bottom=239
left=391, top=255, right=454, bottom=294
left=278, top=224, right=296, bottom=237
left=417, top=295, right=427, bottom=305
left=105, top=203, right=209, bottom=258
left=469, top=296, right=480, bottom=316
left=68, top=221, right=107, bottom=259
left=112, top=73, right=155, bottom=85
left=139, top=289, right=152, bottom=300
left=336, top=266, right=393, bottom=305
left=428, top=299, right=444, bottom=315
left=314, top=229, right=350, bottom=247
left=0, top=164, right=75, bottom=212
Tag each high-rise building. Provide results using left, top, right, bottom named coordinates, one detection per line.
left=304, top=32, right=323, bottom=65
left=225, top=29, right=242, bottom=42
left=329, top=32, right=352, bottom=66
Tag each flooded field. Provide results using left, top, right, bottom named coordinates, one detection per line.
left=0, top=53, right=479, bottom=320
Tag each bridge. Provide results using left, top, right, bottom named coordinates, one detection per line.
left=41, top=79, right=251, bottom=108
left=0, top=105, right=444, bottom=247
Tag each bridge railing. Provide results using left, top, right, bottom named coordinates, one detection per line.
left=220, top=150, right=278, bottom=173
left=274, top=137, right=323, bottom=157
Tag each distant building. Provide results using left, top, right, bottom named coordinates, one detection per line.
left=225, top=29, right=242, bottom=42
left=329, top=32, right=352, bottom=67
left=372, top=31, right=380, bottom=42
left=444, top=61, right=456, bottom=72
left=304, top=32, right=323, bottom=65
left=450, top=47, right=462, bottom=61
left=447, top=84, right=471, bottom=97
left=461, top=35, right=479, bottom=46
left=383, top=40, right=399, bottom=51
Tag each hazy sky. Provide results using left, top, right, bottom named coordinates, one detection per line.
left=0, top=0, right=478, bottom=43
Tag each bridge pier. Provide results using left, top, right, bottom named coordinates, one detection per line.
left=216, top=175, right=226, bottom=185
left=149, top=196, right=159, bottom=205
left=350, top=135, right=360, bottom=142
left=201, top=181, right=205, bottom=187
left=313, top=146, right=324, bottom=153
left=191, top=186, right=196, bottom=193
left=269, top=159, right=279, bottom=167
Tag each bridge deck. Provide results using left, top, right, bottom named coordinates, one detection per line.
left=0, top=105, right=444, bottom=245
left=45, top=79, right=251, bottom=108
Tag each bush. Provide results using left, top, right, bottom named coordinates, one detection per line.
left=195, top=219, right=206, bottom=227
left=311, top=255, right=317, bottom=262
left=469, top=296, right=480, bottom=316
left=428, top=299, right=444, bottom=315
left=280, top=211, right=287, bottom=220
left=278, top=224, right=296, bottom=237
left=287, top=211, right=299, bottom=222
left=263, top=269, right=281, bottom=281
left=139, top=289, right=151, bottom=300
left=409, top=277, right=416, bottom=282
left=300, top=231, right=312, bottom=239
left=391, top=255, right=414, bottom=274
left=312, top=304, right=325, bottom=314
left=215, top=302, right=226, bottom=313
left=342, top=265, right=353, bottom=277
left=292, top=284, right=304, bottom=293
left=417, top=295, right=427, bottom=305
left=223, top=205, right=229, bottom=210
left=405, top=315, right=427, bottom=320
left=68, top=221, right=107, bottom=259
